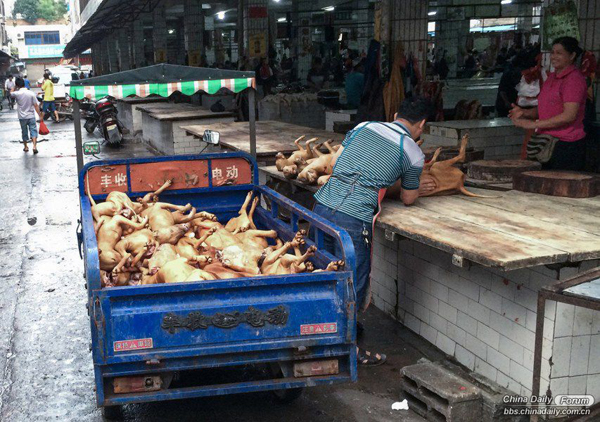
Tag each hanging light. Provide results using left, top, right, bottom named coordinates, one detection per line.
left=217, top=11, right=226, bottom=20
left=277, top=17, right=287, bottom=22
left=501, top=0, right=512, bottom=4
left=428, top=11, right=437, bottom=16
left=322, top=6, right=335, bottom=12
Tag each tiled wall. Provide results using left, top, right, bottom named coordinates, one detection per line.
left=371, top=226, right=600, bottom=398
left=140, top=114, right=233, bottom=155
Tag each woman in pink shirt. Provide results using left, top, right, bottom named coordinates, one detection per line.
left=510, top=37, right=588, bottom=170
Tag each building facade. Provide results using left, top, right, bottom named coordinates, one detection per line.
left=0, top=0, right=8, bottom=53
left=6, top=19, right=72, bottom=80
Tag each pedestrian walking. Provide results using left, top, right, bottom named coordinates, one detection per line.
left=41, top=73, right=59, bottom=122
left=4, top=75, right=16, bottom=109
left=9, top=77, right=43, bottom=154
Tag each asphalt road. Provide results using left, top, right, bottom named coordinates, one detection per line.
left=0, top=106, right=430, bottom=422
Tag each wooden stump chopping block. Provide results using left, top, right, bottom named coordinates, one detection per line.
left=513, top=171, right=599, bottom=198
left=467, top=160, right=542, bottom=182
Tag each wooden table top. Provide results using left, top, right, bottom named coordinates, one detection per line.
left=259, top=168, right=600, bottom=270
left=260, top=165, right=319, bottom=193
left=378, top=190, right=600, bottom=270
left=182, top=121, right=344, bottom=157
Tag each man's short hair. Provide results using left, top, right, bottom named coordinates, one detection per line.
left=8, top=75, right=13, bottom=79
left=15, top=77, right=25, bottom=88
left=397, top=96, right=434, bottom=124
left=44, top=73, right=50, bottom=80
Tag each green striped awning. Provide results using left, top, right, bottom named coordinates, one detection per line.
left=70, top=77, right=255, bottom=101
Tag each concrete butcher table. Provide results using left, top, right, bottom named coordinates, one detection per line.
left=371, top=190, right=600, bottom=402
left=115, top=96, right=169, bottom=135
left=139, top=103, right=234, bottom=155
left=423, top=118, right=525, bottom=160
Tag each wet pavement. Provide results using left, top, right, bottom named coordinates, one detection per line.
left=0, top=107, right=434, bottom=421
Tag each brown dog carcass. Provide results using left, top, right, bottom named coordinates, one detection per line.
left=296, top=140, right=341, bottom=185
left=275, top=136, right=319, bottom=170
left=142, top=258, right=216, bottom=284
left=96, top=215, right=148, bottom=271
left=387, top=133, right=490, bottom=198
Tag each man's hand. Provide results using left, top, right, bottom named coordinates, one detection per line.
left=418, top=176, right=437, bottom=196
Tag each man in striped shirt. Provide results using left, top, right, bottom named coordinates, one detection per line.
left=313, top=96, right=436, bottom=366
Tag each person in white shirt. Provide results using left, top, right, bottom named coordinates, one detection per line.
left=4, top=75, right=16, bottom=108
left=10, top=77, right=43, bottom=154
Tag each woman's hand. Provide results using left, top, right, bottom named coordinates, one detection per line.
left=419, top=176, right=437, bottom=196
left=512, top=118, right=537, bottom=130
left=508, top=103, right=524, bottom=120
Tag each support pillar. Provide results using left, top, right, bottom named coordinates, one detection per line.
left=243, top=0, right=269, bottom=62
left=153, top=2, right=168, bottom=63
left=100, top=39, right=110, bottom=75
left=184, top=0, right=204, bottom=66
left=91, top=43, right=100, bottom=75
left=106, top=35, right=119, bottom=73
left=293, top=0, right=312, bottom=83
left=436, top=0, right=471, bottom=79
left=131, top=13, right=149, bottom=68
left=118, top=29, right=131, bottom=71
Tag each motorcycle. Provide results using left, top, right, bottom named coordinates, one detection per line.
left=81, top=96, right=123, bottom=146
left=36, top=92, right=65, bottom=123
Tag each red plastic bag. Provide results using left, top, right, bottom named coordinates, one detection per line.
left=39, top=119, right=49, bottom=135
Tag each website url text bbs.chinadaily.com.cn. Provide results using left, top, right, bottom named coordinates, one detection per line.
left=503, top=394, right=594, bottom=417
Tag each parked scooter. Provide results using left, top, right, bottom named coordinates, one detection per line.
left=81, top=96, right=123, bottom=146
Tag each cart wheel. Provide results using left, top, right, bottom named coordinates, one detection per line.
left=268, top=363, right=303, bottom=403
left=272, top=386, right=303, bottom=403
left=101, top=405, right=123, bottom=420
left=85, top=126, right=95, bottom=134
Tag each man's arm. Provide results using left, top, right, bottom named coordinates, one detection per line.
left=33, top=100, right=43, bottom=118
left=400, top=189, right=419, bottom=205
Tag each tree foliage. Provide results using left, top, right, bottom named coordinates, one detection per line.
left=13, top=0, right=68, bottom=23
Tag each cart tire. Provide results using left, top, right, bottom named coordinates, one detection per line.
left=85, top=126, right=95, bottom=134
left=272, top=386, right=303, bottom=403
left=101, top=405, right=123, bottom=420
left=268, top=362, right=303, bottom=403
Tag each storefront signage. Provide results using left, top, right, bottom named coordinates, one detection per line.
left=27, top=44, right=66, bottom=59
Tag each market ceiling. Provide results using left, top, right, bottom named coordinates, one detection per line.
left=64, top=0, right=360, bottom=58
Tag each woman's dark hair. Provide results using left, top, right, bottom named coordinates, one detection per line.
left=15, top=77, right=25, bottom=88
left=397, top=96, right=434, bottom=124
left=552, top=36, right=583, bottom=58
left=44, top=73, right=50, bottom=80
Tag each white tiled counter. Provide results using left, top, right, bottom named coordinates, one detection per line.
left=370, top=190, right=600, bottom=401
left=138, top=104, right=233, bottom=155
left=115, top=96, right=169, bottom=136
left=423, top=118, right=525, bottom=160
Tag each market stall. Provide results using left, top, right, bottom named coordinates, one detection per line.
left=372, top=189, right=600, bottom=401
left=137, top=103, right=233, bottom=155
left=182, top=121, right=344, bottom=165
left=115, top=96, right=169, bottom=135
left=69, top=64, right=256, bottom=174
